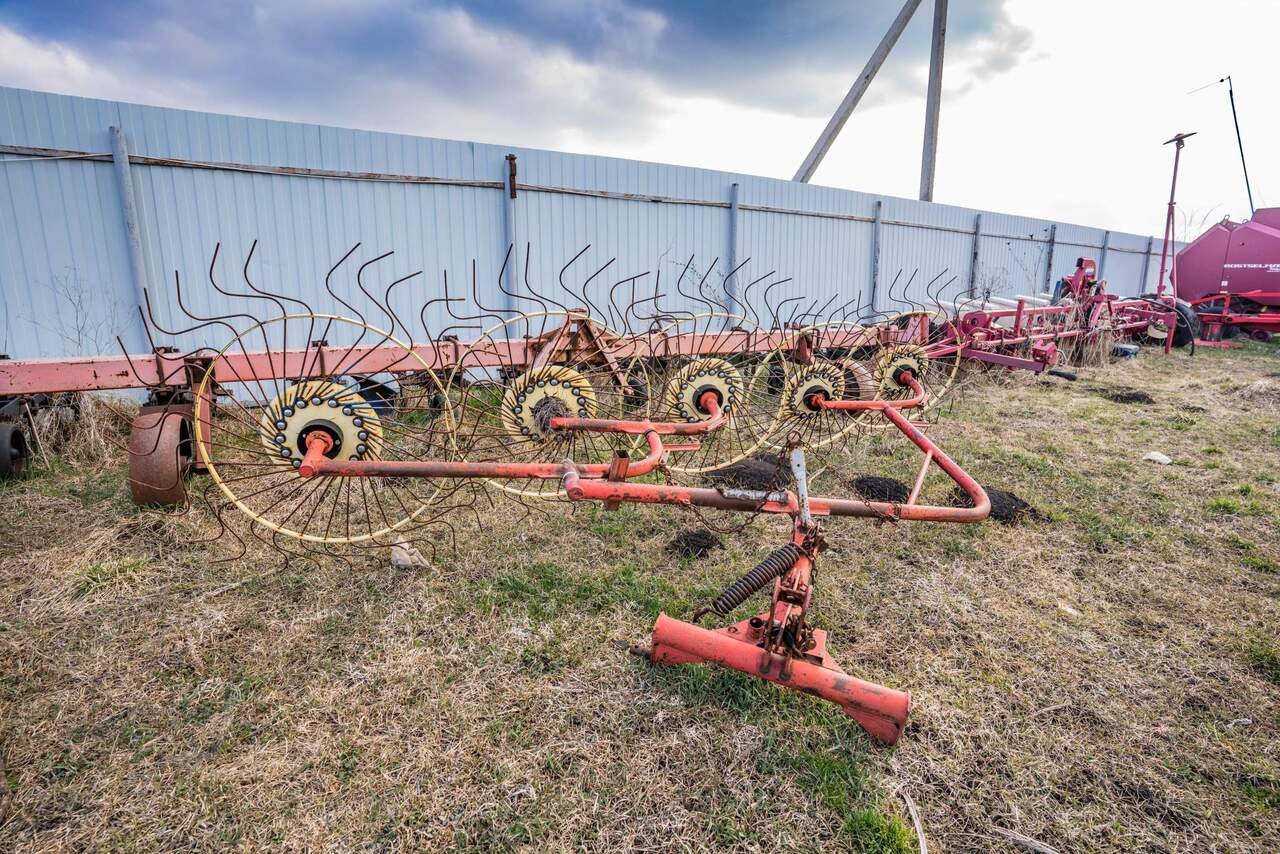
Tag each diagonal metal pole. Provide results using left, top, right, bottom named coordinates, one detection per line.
left=793, top=0, right=924, bottom=183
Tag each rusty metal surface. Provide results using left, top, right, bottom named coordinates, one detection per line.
left=126, top=408, right=190, bottom=506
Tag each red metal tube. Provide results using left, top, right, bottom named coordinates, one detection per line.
left=548, top=390, right=725, bottom=436
left=563, top=470, right=988, bottom=522
left=297, top=432, right=334, bottom=478
left=811, top=375, right=927, bottom=411
left=302, top=424, right=668, bottom=481
left=647, top=613, right=911, bottom=745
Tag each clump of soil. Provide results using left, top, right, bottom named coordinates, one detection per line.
left=1240, top=379, right=1280, bottom=406
left=1099, top=387, right=1155, bottom=405
left=705, top=455, right=792, bottom=490
left=952, top=485, right=1047, bottom=524
left=666, top=529, right=722, bottom=559
left=850, top=474, right=910, bottom=504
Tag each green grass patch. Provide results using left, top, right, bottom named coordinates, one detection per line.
left=75, top=556, right=147, bottom=594
left=763, top=738, right=914, bottom=853
left=1244, top=633, right=1280, bottom=685
left=482, top=559, right=685, bottom=621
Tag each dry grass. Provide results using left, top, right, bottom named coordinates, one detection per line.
left=1, top=340, right=1278, bottom=852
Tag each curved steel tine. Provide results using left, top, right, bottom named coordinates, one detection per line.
left=520, top=243, right=573, bottom=316
left=492, top=244, right=547, bottom=316
left=474, top=252, right=519, bottom=318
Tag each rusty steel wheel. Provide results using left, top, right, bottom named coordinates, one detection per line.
left=0, top=421, right=31, bottom=478
left=127, top=408, right=193, bottom=506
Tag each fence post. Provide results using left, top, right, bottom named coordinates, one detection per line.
left=868, top=199, right=883, bottom=317
left=1042, top=223, right=1057, bottom=295
left=967, top=213, right=982, bottom=300
left=109, top=126, right=151, bottom=349
left=1098, top=229, right=1111, bottom=280
left=727, top=182, right=741, bottom=314
left=1139, top=235, right=1154, bottom=293
left=502, top=154, right=518, bottom=313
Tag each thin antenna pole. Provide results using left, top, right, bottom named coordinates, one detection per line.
left=1222, top=76, right=1255, bottom=216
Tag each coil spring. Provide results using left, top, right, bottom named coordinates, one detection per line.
left=709, top=542, right=803, bottom=616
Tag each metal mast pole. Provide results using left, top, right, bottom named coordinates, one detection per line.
left=918, top=0, right=948, bottom=201
left=1156, top=132, right=1194, bottom=298
left=793, top=0, right=924, bottom=183
left=1222, top=76, right=1254, bottom=215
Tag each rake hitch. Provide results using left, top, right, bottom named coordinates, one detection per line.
left=631, top=449, right=914, bottom=744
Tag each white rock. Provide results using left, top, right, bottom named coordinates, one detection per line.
left=1142, top=451, right=1172, bottom=465
left=1057, top=600, right=1081, bottom=617
left=390, top=542, right=430, bottom=568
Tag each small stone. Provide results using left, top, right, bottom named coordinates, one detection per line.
left=1057, top=600, right=1081, bottom=617
left=390, top=542, right=429, bottom=569
left=1142, top=451, right=1172, bottom=465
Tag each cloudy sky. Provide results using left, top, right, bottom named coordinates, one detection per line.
left=0, top=0, right=1272, bottom=238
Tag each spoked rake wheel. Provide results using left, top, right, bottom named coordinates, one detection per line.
left=195, top=313, right=457, bottom=544
left=641, top=313, right=784, bottom=476
left=449, top=311, right=643, bottom=499
left=882, top=310, right=963, bottom=416
left=756, top=322, right=880, bottom=453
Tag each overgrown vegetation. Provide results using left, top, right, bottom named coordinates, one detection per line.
left=1, top=339, right=1278, bottom=850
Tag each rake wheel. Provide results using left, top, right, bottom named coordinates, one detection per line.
left=884, top=311, right=963, bottom=415
left=756, top=322, right=878, bottom=453
left=641, top=313, right=784, bottom=475
left=194, top=313, right=457, bottom=543
left=450, top=311, right=641, bottom=499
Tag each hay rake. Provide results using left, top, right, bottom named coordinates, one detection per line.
left=0, top=242, right=1187, bottom=743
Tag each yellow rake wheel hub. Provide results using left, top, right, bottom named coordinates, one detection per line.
left=500, top=365, right=598, bottom=443
left=877, top=344, right=929, bottom=394
left=783, top=362, right=845, bottom=417
left=660, top=358, right=742, bottom=423
left=258, top=379, right=384, bottom=467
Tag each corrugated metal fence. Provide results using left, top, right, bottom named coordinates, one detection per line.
left=1, top=86, right=1171, bottom=359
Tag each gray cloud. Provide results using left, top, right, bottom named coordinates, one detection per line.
left=0, top=1, right=1034, bottom=149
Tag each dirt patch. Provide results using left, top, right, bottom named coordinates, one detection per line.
left=851, top=475, right=910, bottom=504
left=665, top=529, right=723, bottom=559
left=1095, top=386, right=1155, bottom=404
left=1240, top=379, right=1280, bottom=406
left=704, top=455, right=792, bottom=490
left=953, top=485, right=1048, bottom=524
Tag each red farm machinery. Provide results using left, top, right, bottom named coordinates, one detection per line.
left=1175, top=207, right=1280, bottom=343
left=0, top=244, right=1192, bottom=744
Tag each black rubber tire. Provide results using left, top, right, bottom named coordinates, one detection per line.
left=0, top=421, right=30, bottom=477
left=1141, top=294, right=1201, bottom=348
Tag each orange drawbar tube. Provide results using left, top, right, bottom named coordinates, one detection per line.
left=646, top=612, right=912, bottom=745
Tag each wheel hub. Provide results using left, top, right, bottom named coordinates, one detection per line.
left=784, top=363, right=845, bottom=416
left=259, top=379, right=383, bottom=468
left=661, top=358, right=742, bottom=423
left=876, top=345, right=929, bottom=393
left=501, top=366, right=597, bottom=443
